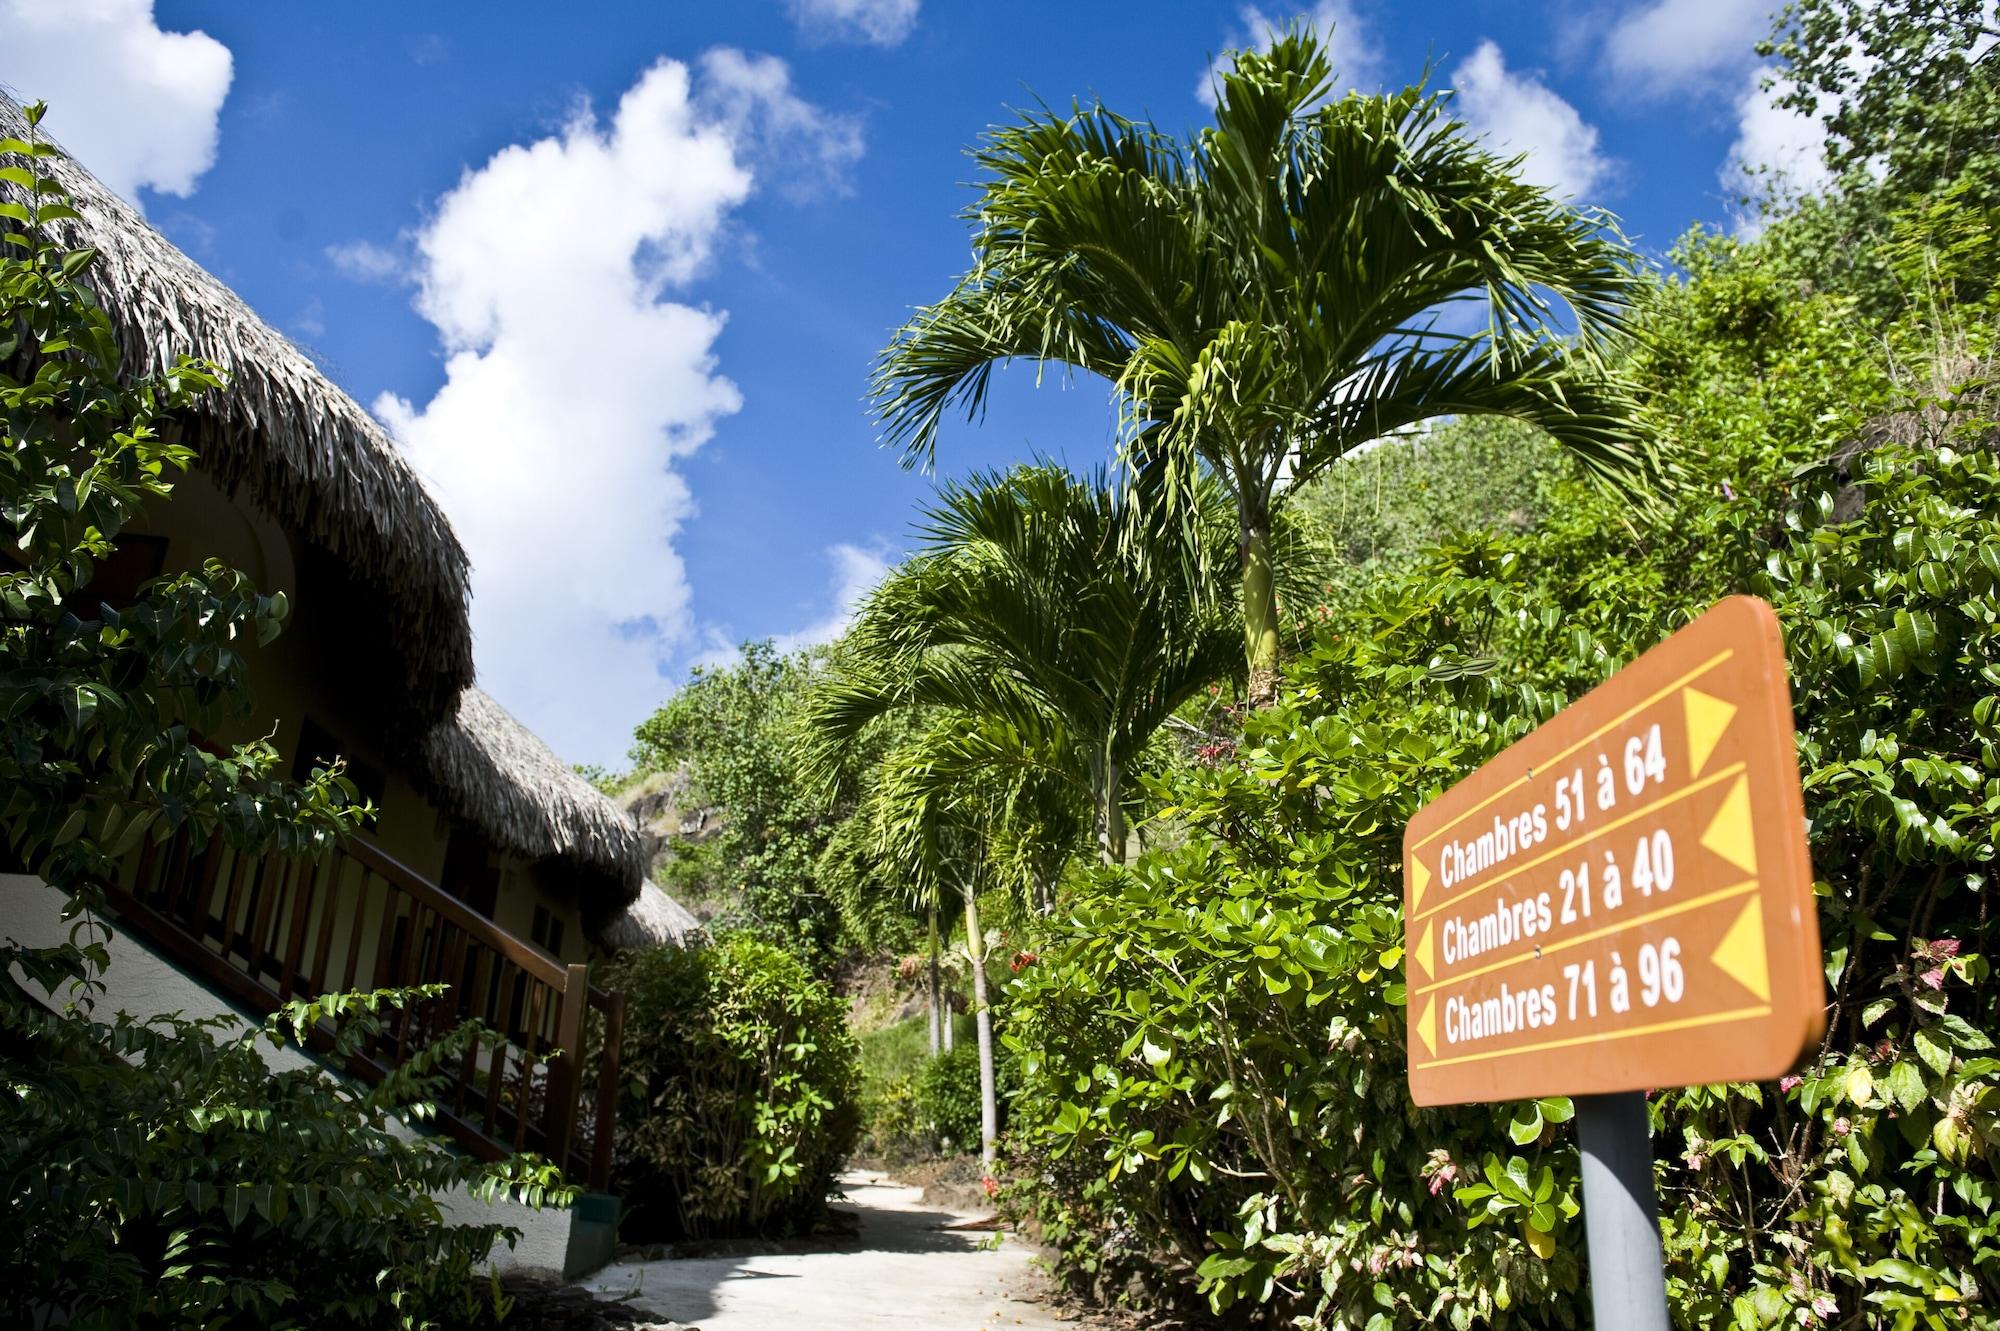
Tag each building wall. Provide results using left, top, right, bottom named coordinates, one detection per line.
left=123, top=470, right=595, bottom=948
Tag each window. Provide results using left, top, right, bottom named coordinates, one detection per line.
left=441, top=827, right=501, bottom=916
left=530, top=903, right=566, bottom=958
left=69, top=534, right=168, bottom=612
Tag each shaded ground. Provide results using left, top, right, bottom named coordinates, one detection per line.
left=582, top=1171, right=1097, bottom=1330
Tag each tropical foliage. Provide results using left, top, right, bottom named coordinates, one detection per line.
left=810, top=464, right=1246, bottom=867
left=874, top=29, right=1646, bottom=699
left=630, top=641, right=868, bottom=973
left=600, top=936, right=861, bottom=1241
left=4, top=984, right=570, bottom=1331
left=997, top=179, right=2000, bottom=1328
left=0, top=107, right=566, bottom=1331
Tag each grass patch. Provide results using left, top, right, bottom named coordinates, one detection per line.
left=859, top=1011, right=932, bottom=1098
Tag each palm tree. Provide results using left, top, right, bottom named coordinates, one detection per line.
left=865, top=715, right=1083, bottom=1165
left=809, top=463, right=1243, bottom=867
left=874, top=28, right=1646, bottom=702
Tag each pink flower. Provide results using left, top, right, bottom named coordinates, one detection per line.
left=1832, top=1117, right=1852, bottom=1137
left=1780, top=1075, right=1803, bottom=1092
left=981, top=1175, right=1000, bottom=1198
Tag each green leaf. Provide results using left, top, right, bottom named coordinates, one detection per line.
left=1885, top=1059, right=1929, bottom=1112
left=1914, top=1027, right=1952, bottom=1077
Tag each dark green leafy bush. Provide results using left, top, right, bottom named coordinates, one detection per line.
left=1003, top=217, right=2000, bottom=1327
left=919, top=1040, right=1017, bottom=1155
left=0, top=976, right=569, bottom=1330
left=603, top=936, right=861, bottom=1240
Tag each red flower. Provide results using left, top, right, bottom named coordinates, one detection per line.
left=981, top=1175, right=1000, bottom=1198
left=1010, top=950, right=1038, bottom=973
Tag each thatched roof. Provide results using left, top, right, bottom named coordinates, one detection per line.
left=0, top=93, right=473, bottom=725
left=597, top=880, right=704, bottom=952
left=420, top=688, right=645, bottom=914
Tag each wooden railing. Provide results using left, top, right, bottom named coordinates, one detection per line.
left=110, top=830, right=624, bottom=1192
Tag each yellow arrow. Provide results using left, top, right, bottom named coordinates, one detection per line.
left=1683, top=687, right=1738, bottom=778
left=1700, top=775, right=1759, bottom=877
left=1412, top=919, right=1436, bottom=981
left=1413, top=996, right=1437, bottom=1058
left=1408, top=855, right=1431, bottom=909
left=1710, top=898, right=1770, bottom=1002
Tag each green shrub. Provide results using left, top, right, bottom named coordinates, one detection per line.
left=856, top=1010, right=930, bottom=1160
left=602, top=936, right=861, bottom=1240
left=918, top=1041, right=1018, bottom=1155
left=1003, top=216, right=2000, bottom=1324
left=0, top=971, right=569, bottom=1331
left=863, top=1070, right=927, bottom=1160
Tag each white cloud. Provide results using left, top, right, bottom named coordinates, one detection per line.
left=785, top=0, right=919, bottom=46
left=772, top=542, right=893, bottom=654
left=1721, top=68, right=1833, bottom=230
left=0, top=0, right=232, bottom=205
left=1603, top=0, right=1776, bottom=96
left=325, top=239, right=407, bottom=284
left=1451, top=41, right=1611, bottom=200
left=375, top=53, right=862, bottom=767
left=694, top=48, right=864, bottom=201
left=1198, top=1, right=1383, bottom=107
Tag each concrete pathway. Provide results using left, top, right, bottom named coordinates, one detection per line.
left=582, top=1171, right=1087, bottom=1331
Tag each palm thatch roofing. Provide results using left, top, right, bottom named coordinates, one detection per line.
left=4, top=93, right=645, bottom=911
left=420, top=688, right=645, bottom=914
left=597, top=880, right=704, bottom=952
left=0, top=92, right=472, bottom=725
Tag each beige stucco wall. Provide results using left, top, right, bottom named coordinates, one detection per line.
left=124, top=471, right=451, bottom=881
left=120, top=471, right=595, bottom=942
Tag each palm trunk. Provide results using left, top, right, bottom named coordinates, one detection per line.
left=942, top=973, right=955, bottom=1053
left=962, top=884, right=998, bottom=1167
left=1096, top=753, right=1125, bottom=866
left=927, top=906, right=942, bottom=1057
left=1242, top=501, right=1280, bottom=707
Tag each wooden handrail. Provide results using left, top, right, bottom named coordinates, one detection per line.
left=111, top=828, right=622, bottom=1191
left=344, top=836, right=567, bottom=988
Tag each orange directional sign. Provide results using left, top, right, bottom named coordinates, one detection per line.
left=1404, top=596, right=1824, bottom=1106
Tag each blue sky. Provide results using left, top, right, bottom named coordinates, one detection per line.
left=0, top=0, right=1826, bottom=767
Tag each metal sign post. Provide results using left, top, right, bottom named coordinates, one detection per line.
left=1575, top=1092, right=1669, bottom=1330
left=1401, top=597, right=1827, bottom=1319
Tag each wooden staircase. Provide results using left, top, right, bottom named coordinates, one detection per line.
left=112, top=831, right=625, bottom=1191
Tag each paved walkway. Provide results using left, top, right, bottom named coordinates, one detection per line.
left=583, top=1171, right=1086, bottom=1331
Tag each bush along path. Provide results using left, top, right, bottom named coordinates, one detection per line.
left=582, top=1170, right=1097, bottom=1331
